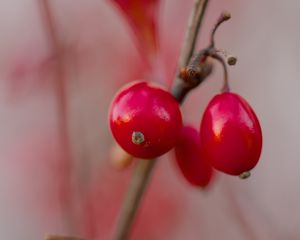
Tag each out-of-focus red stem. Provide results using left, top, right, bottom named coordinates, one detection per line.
left=38, top=0, right=74, bottom=231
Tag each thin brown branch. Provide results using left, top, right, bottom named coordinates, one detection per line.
left=113, top=160, right=156, bottom=240
left=45, top=235, right=84, bottom=240
left=113, top=0, right=210, bottom=239
left=171, top=0, right=210, bottom=102
left=178, top=0, right=210, bottom=69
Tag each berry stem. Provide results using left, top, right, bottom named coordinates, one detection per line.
left=180, top=11, right=233, bottom=93
left=113, top=1, right=211, bottom=239
left=210, top=52, right=230, bottom=92
left=173, top=10, right=234, bottom=100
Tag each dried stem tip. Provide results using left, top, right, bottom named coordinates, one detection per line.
left=221, top=11, right=231, bottom=20
left=227, top=56, right=237, bottom=65
left=210, top=11, right=232, bottom=48
left=239, top=171, right=251, bottom=179
left=132, top=131, right=145, bottom=145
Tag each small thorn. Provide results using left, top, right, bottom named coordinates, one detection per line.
left=132, top=131, right=145, bottom=145
left=239, top=171, right=251, bottom=179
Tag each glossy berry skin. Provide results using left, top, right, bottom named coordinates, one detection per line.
left=109, top=81, right=183, bottom=159
left=175, top=126, right=213, bottom=187
left=200, top=92, right=262, bottom=175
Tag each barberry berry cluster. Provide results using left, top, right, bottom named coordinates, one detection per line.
left=109, top=12, right=262, bottom=188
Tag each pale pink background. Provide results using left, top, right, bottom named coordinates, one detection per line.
left=0, top=0, right=299, bottom=239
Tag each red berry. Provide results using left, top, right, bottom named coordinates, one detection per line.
left=109, top=81, right=183, bottom=159
left=200, top=92, right=262, bottom=176
left=175, top=126, right=213, bottom=187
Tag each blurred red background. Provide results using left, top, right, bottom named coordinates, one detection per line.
left=0, top=0, right=299, bottom=239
